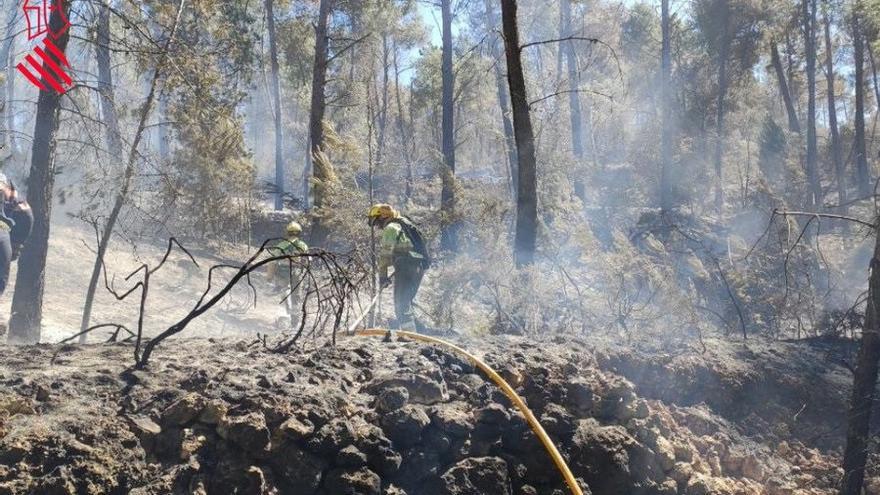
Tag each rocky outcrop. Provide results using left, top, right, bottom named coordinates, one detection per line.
left=0, top=336, right=861, bottom=494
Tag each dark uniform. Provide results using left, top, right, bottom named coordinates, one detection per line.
left=0, top=197, right=32, bottom=298
left=379, top=217, right=425, bottom=332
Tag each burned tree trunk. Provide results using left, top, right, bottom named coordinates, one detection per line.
left=803, top=0, right=821, bottom=209
left=853, top=10, right=870, bottom=197
left=823, top=10, right=845, bottom=210
left=841, top=219, right=880, bottom=495
left=439, top=0, right=458, bottom=252
left=308, top=0, right=333, bottom=244
left=713, top=26, right=730, bottom=212
left=484, top=0, right=517, bottom=198
left=377, top=32, right=390, bottom=170
left=266, top=0, right=285, bottom=211
left=8, top=0, right=71, bottom=343
left=393, top=45, right=413, bottom=201
left=771, top=43, right=801, bottom=134
left=501, top=0, right=538, bottom=266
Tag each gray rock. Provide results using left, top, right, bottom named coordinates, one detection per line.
left=381, top=406, right=430, bottom=448
left=431, top=404, right=473, bottom=437
left=376, top=387, right=409, bottom=413
left=368, top=373, right=448, bottom=405
left=322, top=467, right=381, bottom=495
left=162, top=393, right=207, bottom=426
left=217, top=412, right=271, bottom=454
left=476, top=404, right=510, bottom=425
left=338, top=445, right=369, bottom=468
left=437, top=456, right=511, bottom=495
left=270, top=442, right=327, bottom=491
left=308, top=418, right=356, bottom=455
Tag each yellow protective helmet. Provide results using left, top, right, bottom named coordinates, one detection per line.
left=367, top=203, right=398, bottom=225
left=286, top=221, right=303, bottom=236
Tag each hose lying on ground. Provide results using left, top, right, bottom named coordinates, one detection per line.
left=352, top=329, right=585, bottom=495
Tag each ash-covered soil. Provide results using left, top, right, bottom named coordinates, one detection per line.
left=0, top=335, right=871, bottom=494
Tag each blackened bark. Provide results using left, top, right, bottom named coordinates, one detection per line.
left=439, top=0, right=458, bottom=252
left=309, top=0, right=333, bottom=243
left=771, top=43, right=801, bottom=134
left=823, top=10, right=845, bottom=209
left=266, top=0, right=285, bottom=211
left=501, top=0, right=538, bottom=266
left=484, top=0, right=517, bottom=198
left=8, top=0, right=71, bottom=343
left=803, top=0, right=821, bottom=208
left=393, top=45, right=413, bottom=201
left=853, top=11, right=870, bottom=196
left=377, top=32, right=390, bottom=170
left=840, top=219, right=880, bottom=495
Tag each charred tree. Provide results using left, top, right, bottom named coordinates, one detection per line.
left=484, top=0, right=517, bottom=198
left=8, top=0, right=71, bottom=343
left=501, top=0, right=538, bottom=266
left=823, top=9, right=844, bottom=209
left=561, top=0, right=587, bottom=203
left=393, top=45, right=414, bottom=200
left=771, top=43, right=801, bottom=134
left=266, top=0, right=285, bottom=211
left=803, top=0, right=821, bottom=208
left=853, top=10, right=870, bottom=197
left=377, top=32, right=390, bottom=170
left=841, top=219, right=880, bottom=495
left=439, top=0, right=458, bottom=252
left=659, top=0, right=673, bottom=212
left=308, top=0, right=333, bottom=244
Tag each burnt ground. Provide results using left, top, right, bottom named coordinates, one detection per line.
left=0, top=334, right=874, bottom=495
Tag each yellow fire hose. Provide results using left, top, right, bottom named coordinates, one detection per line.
left=352, top=329, right=584, bottom=495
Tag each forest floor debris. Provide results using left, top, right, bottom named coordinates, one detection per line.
left=0, top=334, right=870, bottom=494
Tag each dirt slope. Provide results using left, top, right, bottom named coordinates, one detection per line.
left=0, top=334, right=868, bottom=494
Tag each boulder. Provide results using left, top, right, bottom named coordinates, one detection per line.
left=368, top=374, right=448, bottom=405
left=308, top=419, right=356, bottom=455
left=322, top=467, right=381, bottom=495
left=161, top=393, right=207, bottom=426
left=437, top=457, right=511, bottom=495
left=565, top=379, right=594, bottom=415
left=381, top=406, right=430, bottom=448
left=217, top=412, right=271, bottom=454
left=270, top=442, right=327, bottom=491
left=376, top=387, right=409, bottom=413
left=337, top=445, right=369, bottom=468
left=275, top=416, right=315, bottom=443
left=431, top=404, right=474, bottom=438
left=198, top=401, right=228, bottom=425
